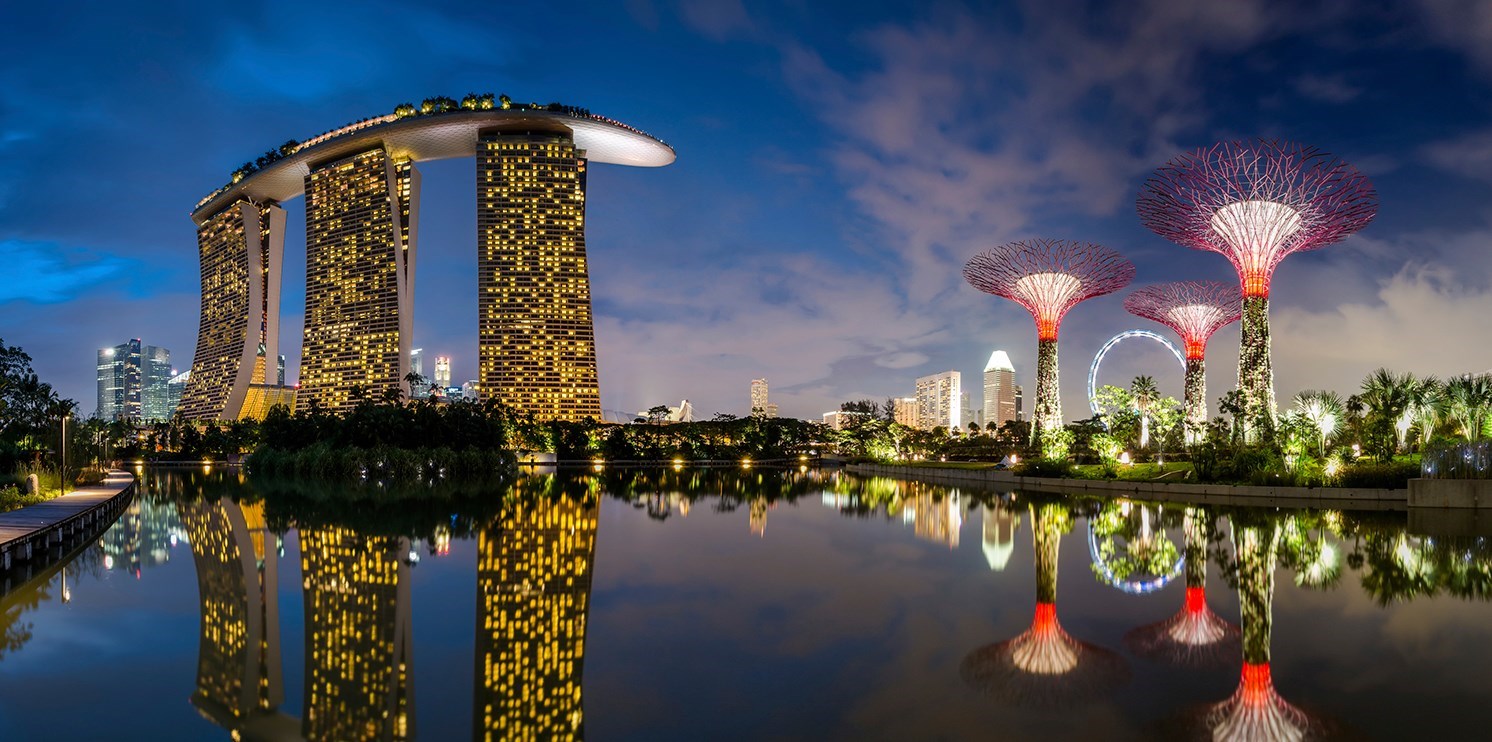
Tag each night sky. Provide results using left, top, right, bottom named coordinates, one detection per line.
left=5, top=1, right=1492, bottom=421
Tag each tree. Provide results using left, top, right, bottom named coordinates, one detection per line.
left=1441, top=374, right=1492, bottom=443
left=646, top=405, right=672, bottom=424
left=1131, top=376, right=1159, bottom=450
left=1359, top=368, right=1412, bottom=459
left=1291, top=390, right=1343, bottom=457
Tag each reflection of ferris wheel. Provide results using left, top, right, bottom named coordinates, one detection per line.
left=1088, top=505, right=1185, bottom=595
left=1088, top=329, right=1185, bottom=415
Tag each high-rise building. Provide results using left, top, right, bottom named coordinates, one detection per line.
left=434, top=356, right=451, bottom=389
left=462, top=380, right=479, bottom=400
left=300, top=525, right=414, bottom=741
left=409, top=348, right=425, bottom=398
left=915, top=370, right=961, bottom=431
left=166, top=370, right=189, bottom=419
left=97, top=339, right=172, bottom=421
left=982, top=350, right=1019, bottom=431
left=298, top=147, right=418, bottom=413
left=185, top=104, right=672, bottom=422
left=893, top=397, right=917, bottom=427
left=477, top=129, right=598, bottom=422
left=822, top=410, right=867, bottom=430
left=276, top=354, right=286, bottom=387
left=750, top=378, right=770, bottom=416
left=475, top=490, right=597, bottom=740
left=960, top=392, right=981, bottom=430
left=180, top=198, right=286, bottom=420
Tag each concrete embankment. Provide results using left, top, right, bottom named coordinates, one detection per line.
left=845, top=463, right=1405, bottom=511
left=0, top=470, right=136, bottom=586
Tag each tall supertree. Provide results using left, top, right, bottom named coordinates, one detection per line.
left=1137, top=140, right=1377, bottom=438
left=1124, top=281, right=1242, bottom=443
left=960, top=502, right=1129, bottom=708
left=964, top=239, right=1135, bottom=440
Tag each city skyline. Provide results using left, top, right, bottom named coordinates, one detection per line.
left=8, top=2, right=1492, bottom=423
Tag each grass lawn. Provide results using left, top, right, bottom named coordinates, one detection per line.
left=1071, top=462, right=1195, bottom=481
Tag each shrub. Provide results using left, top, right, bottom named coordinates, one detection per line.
left=1015, top=458, right=1074, bottom=478
left=1338, top=461, right=1419, bottom=489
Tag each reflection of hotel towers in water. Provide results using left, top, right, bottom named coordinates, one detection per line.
left=475, top=497, right=598, bottom=741
left=300, top=526, right=415, bottom=741
left=180, top=106, right=674, bottom=420
left=175, top=497, right=289, bottom=736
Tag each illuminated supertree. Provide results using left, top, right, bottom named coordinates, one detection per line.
left=1124, top=507, right=1239, bottom=667
left=960, top=502, right=1129, bottom=707
left=1137, top=140, right=1376, bottom=438
left=964, top=240, right=1135, bottom=440
left=1124, top=281, right=1241, bottom=443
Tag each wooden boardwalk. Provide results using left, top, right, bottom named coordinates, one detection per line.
left=0, top=470, right=135, bottom=576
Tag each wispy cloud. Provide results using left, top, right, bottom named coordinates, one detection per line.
left=1, top=240, right=137, bottom=304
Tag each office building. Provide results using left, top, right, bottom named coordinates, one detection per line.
left=750, top=378, right=771, bottom=416
left=410, top=349, right=426, bottom=398
left=982, top=350, right=1020, bottom=431
left=915, top=370, right=960, bottom=431
left=893, top=397, right=917, bottom=427
left=435, top=356, right=451, bottom=390
left=97, top=339, right=173, bottom=421
left=167, top=370, right=189, bottom=419
left=822, top=410, right=867, bottom=430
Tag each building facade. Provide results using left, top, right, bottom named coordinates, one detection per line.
left=298, top=147, right=418, bottom=413
left=750, top=378, right=770, bottom=416
left=476, top=129, right=599, bottom=422
left=97, top=339, right=173, bottom=421
left=180, top=199, right=286, bottom=420
left=915, top=370, right=961, bottom=431
left=893, top=397, right=918, bottom=427
left=982, top=350, right=1020, bottom=431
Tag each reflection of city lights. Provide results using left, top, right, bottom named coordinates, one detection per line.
left=104, top=555, right=114, bottom=570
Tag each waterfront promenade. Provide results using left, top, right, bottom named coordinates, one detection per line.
left=0, top=470, right=135, bottom=582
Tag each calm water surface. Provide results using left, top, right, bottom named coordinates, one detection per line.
left=1, top=467, right=1489, bottom=740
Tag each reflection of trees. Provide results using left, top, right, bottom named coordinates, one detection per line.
left=1357, top=531, right=1492, bottom=604
left=474, top=493, right=598, bottom=741
left=1125, top=507, right=1239, bottom=666
left=1089, top=501, right=1181, bottom=591
left=960, top=501, right=1129, bottom=707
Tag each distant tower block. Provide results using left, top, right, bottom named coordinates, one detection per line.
left=1124, top=281, right=1241, bottom=442
left=964, top=240, right=1134, bottom=439
left=180, top=199, right=286, bottom=420
left=299, top=147, right=419, bottom=413
left=982, top=350, right=1018, bottom=431
left=1138, top=140, right=1376, bottom=436
left=476, top=128, right=599, bottom=422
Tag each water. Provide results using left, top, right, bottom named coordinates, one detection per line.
left=1, top=466, right=1489, bottom=740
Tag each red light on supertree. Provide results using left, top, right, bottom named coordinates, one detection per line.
left=1125, top=508, right=1240, bottom=667
left=965, top=239, right=1134, bottom=437
left=1124, top=281, right=1241, bottom=438
left=1137, top=140, right=1376, bottom=435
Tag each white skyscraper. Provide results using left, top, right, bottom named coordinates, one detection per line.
left=915, top=370, right=960, bottom=431
left=982, top=350, right=1020, bottom=432
left=750, top=378, right=774, bottom=417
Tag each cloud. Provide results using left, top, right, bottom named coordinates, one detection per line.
left=874, top=352, right=929, bottom=370
left=1, top=240, right=136, bottom=304
left=1415, top=0, right=1492, bottom=74
left=1293, top=73, right=1364, bottom=103
left=1423, top=128, right=1492, bottom=182
left=676, top=0, right=754, bottom=41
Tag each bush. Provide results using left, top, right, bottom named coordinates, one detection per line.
left=1339, top=461, right=1419, bottom=489
left=1014, top=458, right=1074, bottom=478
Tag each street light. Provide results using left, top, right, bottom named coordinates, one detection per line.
left=60, top=413, right=70, bottom=496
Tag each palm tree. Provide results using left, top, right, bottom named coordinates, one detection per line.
left=1406, top=375, right=1443, bottom=449
left=1131, top=376, right=1158, bottom=450
left=1359, top=368, right=1412, bottom=459
left=1441, top=374, right=1492, bottom=443
left=1291, top=390, right=1343, bottom=457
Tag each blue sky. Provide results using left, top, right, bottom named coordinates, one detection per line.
left=5, top=0, right=1492, bottom=420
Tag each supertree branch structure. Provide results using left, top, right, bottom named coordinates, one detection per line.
left=1124, top=282, right=1242, bottom=442
left=965, top=239, right=1135, bottom=437
left=1137, top=140, right=1376, bottom=436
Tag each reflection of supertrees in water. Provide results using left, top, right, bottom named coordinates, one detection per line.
left=1123, top=282, right=1242, bottom=442
left=960, top=502, right=1129, bottom=707
left=1138, top=141, right=1376, bottom=437
left=1125, top=507, right=1239, bottom=667
left=1088, top=500, right=1183, bottom=595
left=964, top=239, right=1135, bottom=438
left=1202, top=520, right=1315, bottom=741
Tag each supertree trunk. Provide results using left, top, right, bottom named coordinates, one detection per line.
left=1035, top=338, right=1062, bottom=437
left=1238, top=295, right=1276, bottom=441
left=1032, top=502, right=1064, bottom=605
left=1235, top=523, right=1279, bottom=665
left=1184, top=357, right=1207, bottom=445
left=1183, top=508, right=1207, bottom=587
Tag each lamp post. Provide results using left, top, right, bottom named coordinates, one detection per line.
left=60, top=413, right=69, bottom=496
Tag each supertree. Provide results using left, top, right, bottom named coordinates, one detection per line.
left=964, top=239, right=1135, bottom=440
left=1137, top=140, right=1376, bottom=439
left=1124, top=281, right=1242, bottom=443
left=960, top=501, right=1129, bottom=708
left=1124, top=507, right=1239, bottom=667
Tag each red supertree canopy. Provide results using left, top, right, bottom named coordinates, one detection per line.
left=1136, top=140, right=1377, bottom=296
left=964, top=239, right=1136, bottom=340
left=1124, top=281, right=1242, bottom=359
